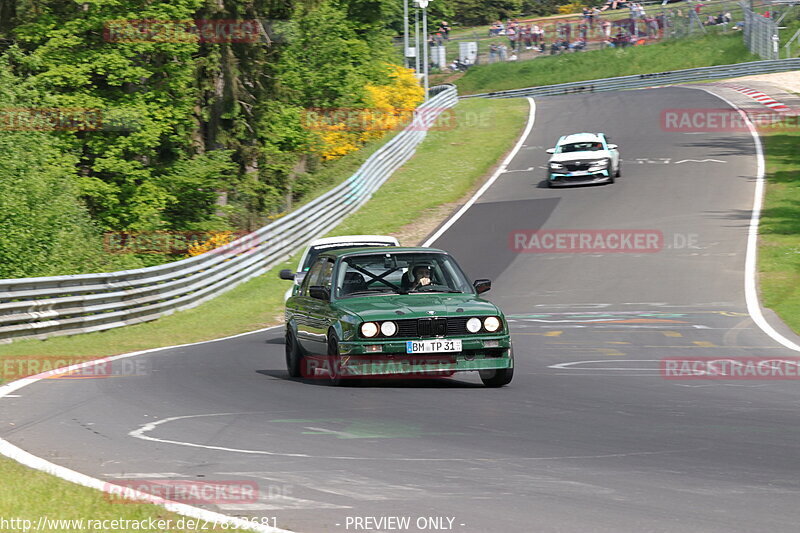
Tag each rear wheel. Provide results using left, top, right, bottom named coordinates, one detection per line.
left=285, top=328, right=304, bottom=378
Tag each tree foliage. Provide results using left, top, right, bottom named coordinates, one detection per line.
left=0, top=0, right=416, bottom=276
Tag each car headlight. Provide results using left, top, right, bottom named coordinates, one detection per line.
left=588, top=159, right=609, bottom=169
left=483, top=316, right=501, bottom=332
left=380, top=321, right=397, bottom=337
left=549, top=162, right=564, bottom=170
left=466, top=317, right=482, bottom=333
left=361, top=322, right=379, bottom=337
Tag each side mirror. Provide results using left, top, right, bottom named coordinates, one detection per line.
left=309, top=286, right=330, bottom=301
left=545, top=148, right=556, bottom=154
left=279, top=269, right=295, bottom=281
left=607, top=144, right=618, bottom=150
left=473, top=279, right=492, bottom=295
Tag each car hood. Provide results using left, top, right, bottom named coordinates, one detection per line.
left=336, top=293, right=501, bottom=321
left=549, top=151, right=610, bottom=162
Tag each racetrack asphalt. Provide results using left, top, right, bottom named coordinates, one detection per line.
left=3, top=87, right=800, bottom=533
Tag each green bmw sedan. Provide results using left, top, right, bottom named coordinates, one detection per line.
left=282, top=247, right=513, bottom=387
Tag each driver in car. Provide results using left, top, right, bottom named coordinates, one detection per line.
left=402, top=265, right=434, bottom=291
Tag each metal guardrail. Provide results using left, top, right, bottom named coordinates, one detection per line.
left=0, top=85, right=458, bottom=344
left=461, top=58, right=800, bottom=99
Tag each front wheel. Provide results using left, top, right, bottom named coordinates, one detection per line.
left=480, top=366, right=514, bottom=387
left=285, top=328, right=304, bottom=378
left=615, top=161, right=621, bottom=178
left=327, top=334, right=356, bottom=386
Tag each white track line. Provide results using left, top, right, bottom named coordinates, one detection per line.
left=694, top=87, right=800, bottom=353
left=423, top=97, right=537, bottom=247
left=0, top=325, right=294, bottom=533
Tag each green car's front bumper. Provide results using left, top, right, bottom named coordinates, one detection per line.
left=336, top=336, right=513, bottom=377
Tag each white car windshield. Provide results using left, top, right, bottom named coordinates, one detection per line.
left=558, top=141, right=604, bottom=153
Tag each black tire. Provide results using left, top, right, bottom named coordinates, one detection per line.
left=327, top=334, right=356, bottom=386
left=480, top=366, right=514, bottom=387
left=480, top=348, right=514, bottom=387
left=615, top=161, right=621, bottom=178
left=285, top=328, right=303, bottom=378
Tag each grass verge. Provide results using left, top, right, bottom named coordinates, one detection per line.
left=0, top=458, right=254, bottom=532
left=456, top=32, right=758, bottom=95
left=0, top=97, right=528, bottom=528
left=759, top=122, right=800, bottom=335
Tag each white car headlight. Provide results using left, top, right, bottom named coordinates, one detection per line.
left=466, top=317, right=482, bottom=333
left=484, top=316, right=501, bottom=332
left=380, top=321, right=397, bottom=337
left=588, top=159, right=609, bottom=169
left=549, top=162, right=564, bottom=170
left=361, top=322, right=379, bottom=337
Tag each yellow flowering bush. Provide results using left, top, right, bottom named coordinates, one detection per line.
left=311, top=64, right=425, bottom=160
left=558, top=2, right=585, bottom=14
left=187, top=231, right=235, bottom=257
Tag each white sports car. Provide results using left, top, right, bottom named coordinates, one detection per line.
left=545, top=132, right=620, bottom=187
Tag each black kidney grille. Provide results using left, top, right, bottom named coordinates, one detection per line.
left=565, top=162, right=590, bottom=171
left=390, top=317, right=473, bottom=338
left=417, top=318, right=432, bottom=337
left=396, top=319, right=418, bottom=337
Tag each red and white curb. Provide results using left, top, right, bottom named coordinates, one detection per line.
left=723, top=84, right=792, bottom=113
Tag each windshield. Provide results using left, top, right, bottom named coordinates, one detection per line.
left=557, top=141, right=604, bottom=153
left=301, top=241, right=396, bottom=271
left=335, top=252, right=473, bottom=298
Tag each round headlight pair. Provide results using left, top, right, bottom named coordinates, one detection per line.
left=466, top=316, right=502, bottom=333
left=361, top=321, right=397, bottom=337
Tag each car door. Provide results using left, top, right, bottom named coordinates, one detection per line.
left=301, top=257, right=336, bottom=355
left=294, top=258, right=325, bottom=353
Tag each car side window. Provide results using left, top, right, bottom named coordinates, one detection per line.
left=301, top=259, right=325, bottom=297
left=318, top=259, right=334, bottom=291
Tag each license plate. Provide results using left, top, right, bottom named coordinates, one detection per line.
left=406, top=339, right=462, bottom=354
left=566, top=170, right=588, bottom=176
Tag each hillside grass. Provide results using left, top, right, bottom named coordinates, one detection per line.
left=456, top=32, right=758, bottom=94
